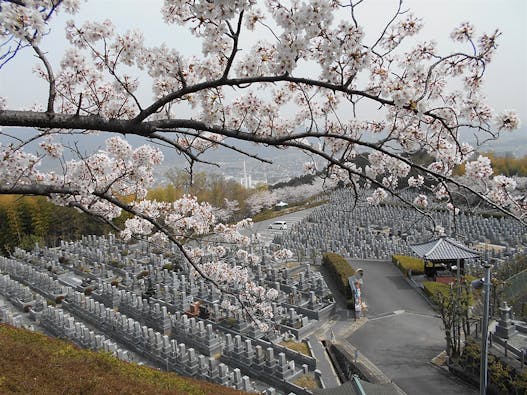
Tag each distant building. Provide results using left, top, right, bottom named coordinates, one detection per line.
left=238, top=161, right=268, bottom=189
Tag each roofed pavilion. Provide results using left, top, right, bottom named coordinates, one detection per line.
left=410, top=236, right=480, bottom=278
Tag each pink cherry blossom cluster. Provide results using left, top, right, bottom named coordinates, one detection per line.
left=1, top=0, right=80, bottom=44
left=413, top=194, right=428, bottom=208
left=366, top=188, right=389, bottom=205
left=465, top=155, right=494, bottom=179
left=1, top=0, right=526, bottom=326
left=273, top=248, right=294, bottom=262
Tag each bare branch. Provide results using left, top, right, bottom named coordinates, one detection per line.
left=29, top=41, right=56, bottom=113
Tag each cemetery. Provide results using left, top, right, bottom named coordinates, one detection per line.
left=1, top=189, right=527, bottom=394
left=0, top=231, right=334, bottom=394
left=276, top=189, right=527, bottom=264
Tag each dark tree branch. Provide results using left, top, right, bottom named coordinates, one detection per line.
left=29, top=41, right=56, bottom=113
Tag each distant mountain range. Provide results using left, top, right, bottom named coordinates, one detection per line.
left=475, top=128, right=527, bottom=156
left=3, top=126, right=526, bottom=177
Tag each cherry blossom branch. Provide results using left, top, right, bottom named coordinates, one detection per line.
left=0, top=183, right=79, bottom=196
left=369, top=0, right=403, bottom=55
left=92, top=192, right=264, bottom=328
left=345, top=0, right=365, bottom=28
left=160, top=128, right=273, bottom=164
left=416, top=52, right=483, bottom=104
left=74, top=27, right=144, bottom=112
left=134, top=74, right=396, bottom=123
left=0, top=38, right=26, bottom=69
left=147, top=132, right=211, bottom=165
left=28, top=41, right=56, bottom=113
left=221, top=10, right=244, bottom=79
left=3, top=109, right=520, bottom=220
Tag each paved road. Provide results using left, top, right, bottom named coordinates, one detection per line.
left=245, top=208, right=477, bottom=394
left=346, top=260, right=477, bottom=395
left=245, top=207, right=319, bottom=246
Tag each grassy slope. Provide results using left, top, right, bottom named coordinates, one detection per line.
left=0, top=324, right=249, bottom=395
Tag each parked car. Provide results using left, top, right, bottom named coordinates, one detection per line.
left=268, top=221, right=287, bottom=230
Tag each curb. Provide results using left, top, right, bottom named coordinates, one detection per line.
left=329, top=340, right=407, bottom=395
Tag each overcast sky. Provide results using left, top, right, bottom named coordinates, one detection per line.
left=1, top=0, right=526, bottom=123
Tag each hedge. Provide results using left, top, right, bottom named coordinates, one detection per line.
left=422, top=281, right=451, bottom=299
left=322, top=253, right=355, bottom=299
left=392, top=255, right=425, bottom=277
left=423, top=279, right=476, bottom=305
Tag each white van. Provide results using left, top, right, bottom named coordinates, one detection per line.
left=268, top=221, right=287, bottom=230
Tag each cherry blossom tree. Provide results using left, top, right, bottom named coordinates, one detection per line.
left=0, top=0, right=524, bottom=328
left=246, top=179, right=326, bottom=215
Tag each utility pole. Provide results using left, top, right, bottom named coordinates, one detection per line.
left=480, top=261, right=492, bottom=395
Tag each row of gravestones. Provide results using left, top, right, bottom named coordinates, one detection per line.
left=1, top=259, right=262, bottom=393
left=257, top=265, right=331, bottom=297
left=0, top=272, right=132, bottom=362
left=328, top=188, right=527, bottom=244
left=28, top=234, right=335, bottom=323
left=0, top=303, right=24, bottom=328
left=1, top=257, right=314, bottom=394
left=96, top=277, right=318, bottom=369
left=359, top=189, right=527, bottom=247
left=276, top=189, right=526, bottom=260
left=113, top=251, right=327, bottom=339
left=40, top=305, right=132, bottom=361
left=276, top=221, right=410, bottom=259
left=96, top=282, right=172, bottom=333
left=0, top=256, right=66, bottom=300
left=0, top=273, right=34, bottom=328
left=62, top=288, right=254, bottom=392
left=14, top=229, right=336, bottom=344
left=0, top=272, right=49, bottom=321
left=88, top=259, right=330, bottom=338
left=0, top=273, right=36, bottom=308
left=44, top=234, right=286, bottom=289
left=64, top=287, right=314, bottom=393
left=112, top=274, right=320, bottom=341
left=329, top=189, right=525, bottom=240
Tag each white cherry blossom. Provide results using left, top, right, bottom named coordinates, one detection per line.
left=0, top=0, right=525, bottom=325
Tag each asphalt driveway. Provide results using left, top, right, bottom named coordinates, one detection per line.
left=346, top=260, right=477, bottom=395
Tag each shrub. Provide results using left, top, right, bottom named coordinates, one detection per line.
left=322, top=253, right=355, bottom=298
left=457, top=338, right=522, bottom=394
left=423, top=280, right=475, bottom=305
left=109, top=260, right=124, bottom=269
left=84, top=287, right=93, bottom=296
left=58, top=256, right=70, bottom=265
left=422, top=281, right=451, bottom=298
left=136, top=270, right=149, bottom=279
left=392, top=255, right=425, bottom=277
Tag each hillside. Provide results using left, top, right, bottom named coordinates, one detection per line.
left=0, top=324, right=250, bottom=395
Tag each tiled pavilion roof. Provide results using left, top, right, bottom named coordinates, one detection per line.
left=410, top=236, right=480, bottom=261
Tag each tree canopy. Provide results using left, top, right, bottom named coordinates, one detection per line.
left=0, top=0, right=524, bottom=327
